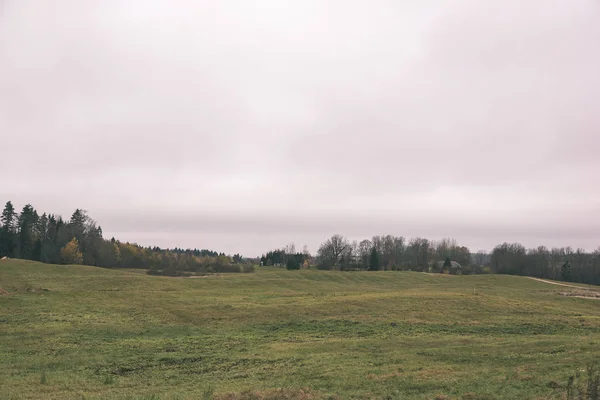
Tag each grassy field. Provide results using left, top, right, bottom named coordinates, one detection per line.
left=1, top=260, right=600, bottom=400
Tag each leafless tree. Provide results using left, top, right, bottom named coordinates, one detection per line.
left=316, top=234, right=350, bottom=269
left=302, top=245, right=310, bottom=257
left=358, top=239, right=372, bottom=269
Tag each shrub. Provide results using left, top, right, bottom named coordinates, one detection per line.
left=214, top=263, right=242, bottom=273
left=241, top=264, right=255, bottom=273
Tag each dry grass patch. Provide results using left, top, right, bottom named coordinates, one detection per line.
left=559, top=290, right=600, bottom=300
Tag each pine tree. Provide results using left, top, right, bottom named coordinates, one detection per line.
left=0, top=201, right=17, bottom=257
left=286, top=255, right=301, bottom=270
left=32, top=239, right=42, bottom=261
left=369, top=247, right=380, bottom=271
left=1, top=201, right=16, bottom=229
left=42, top=215, right=62, bottom=264
left=17, top=204, right=38, bottom=259
left=69, top=209, right=87, bottom=244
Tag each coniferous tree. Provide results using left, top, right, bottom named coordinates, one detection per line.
left=369, top=247, right=380, bottom=271
left=32, top=239, right=42, bottom=261
left=17, top=204, right=38, bottom=259
left=69, top=209, right=87, bottom=243
left=444, top=257, right=452, bottom=268
left=286, top=255, right=301, bottom=270
left=0, top=201, right=17, bottom=257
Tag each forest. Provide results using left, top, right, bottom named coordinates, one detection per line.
left=0, top=201, right=253, bottom=276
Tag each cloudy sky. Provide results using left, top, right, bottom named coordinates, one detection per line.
left=1, top=0, right=599, bottom=256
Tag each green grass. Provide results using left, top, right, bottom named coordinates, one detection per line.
left=1, top=259, right=600, bottom=399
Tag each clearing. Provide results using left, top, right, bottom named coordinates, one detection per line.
left=1, top=259, right=600, bottom=400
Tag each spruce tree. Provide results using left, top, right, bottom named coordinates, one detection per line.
left=17, top=204, right=37, bottom=259
left=0, top=201, right=17, bottom=257
left=369, top=247, right=380, bottom=271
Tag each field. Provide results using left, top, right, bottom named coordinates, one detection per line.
left=1, top=260, right=600, bottom=400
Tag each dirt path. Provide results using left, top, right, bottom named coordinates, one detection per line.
left=529, top=277, right=600, bottom=300
left=528, top=277, right=591, bottom=290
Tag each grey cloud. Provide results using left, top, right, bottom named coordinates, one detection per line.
left=1, top=0, right=599, bottom=255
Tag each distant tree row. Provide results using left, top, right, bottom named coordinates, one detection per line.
left=0, top=201, right=253, bottom=276
left=491, top=243, right=600, bottom=285
left=5, top=200, right=598, bottom=285
left=309, top=235, right=476, bottom=273
left=299, top=234, right=600, bottom=285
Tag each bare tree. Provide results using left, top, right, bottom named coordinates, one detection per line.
left=302, top=245, right=310, bottom=257
left=316, top=234, right=350, bottom=270
left=358, top=239, right=372, bottom=269
left=407, top=237, right=430, bottom=271
left=349, top=240, right=359, bottom=269
left=282, top=243, right=296, bottom=265
left=433, top=237, right=458, bottom=261
left=473, top=250, right=490, bottom=266
left=393, top=236, right=406, bottom=268
left=284, top=243, right=296, bottom=255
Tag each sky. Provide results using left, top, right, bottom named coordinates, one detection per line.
left=1, top=0, right=599, bottom=256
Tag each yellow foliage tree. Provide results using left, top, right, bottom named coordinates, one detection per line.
left=61, top=238, right=83, bottom=265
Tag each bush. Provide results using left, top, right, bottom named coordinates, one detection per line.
left=213, top=263, right=241, bottom=273
left=241, top=264, right=255, bottom=273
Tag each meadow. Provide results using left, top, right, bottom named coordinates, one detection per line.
left=1, top=259, right=600, bottom=400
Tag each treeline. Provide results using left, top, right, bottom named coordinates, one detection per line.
left=0, top=201, right=254, bottom=276
left=491, top=243, right=600, bottom=285
left=4, top=199, right=598, bottom=285
left=268, top=234, right=599, bottom=286
left=307, top=235, right=478, bottom=273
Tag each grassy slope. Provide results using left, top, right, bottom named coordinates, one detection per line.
left=1, top=260, right=600, bottom=400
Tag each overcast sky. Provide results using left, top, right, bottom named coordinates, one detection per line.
left=1, top=0, right=599, bottom=256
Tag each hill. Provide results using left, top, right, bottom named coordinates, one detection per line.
left=1, top=259, right=600, bottom=399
